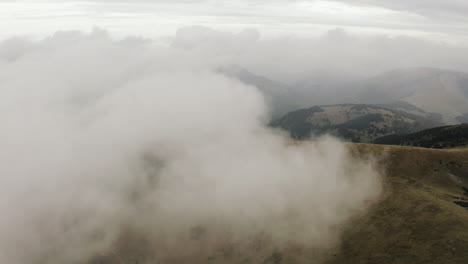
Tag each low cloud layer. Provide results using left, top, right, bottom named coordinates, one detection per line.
left=171, top=26, right=468, bottom=84
left=0, top=30, right=382, bottom=263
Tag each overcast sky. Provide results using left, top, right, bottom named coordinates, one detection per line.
left=0, top=0, right=467, bottom=44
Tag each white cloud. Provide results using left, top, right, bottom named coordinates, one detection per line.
left=0, top=29, right=381, bottom=263
left=169, top=26, right=468, bottom=83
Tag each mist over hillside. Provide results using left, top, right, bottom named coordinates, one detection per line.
left=90, top=145, right=468, bottom=264
left=2, top=0, right=468, bottom=262
left=222, top=65, right=468, bottom=124
left=347, top=68, right=468, bottom=124
left=0, top=30, right=382, bottom=264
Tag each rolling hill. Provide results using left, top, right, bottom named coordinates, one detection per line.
left=271, top=104, right=443, bottom=142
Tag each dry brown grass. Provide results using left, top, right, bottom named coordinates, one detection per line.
left=326, top=144, right=468, bottom=264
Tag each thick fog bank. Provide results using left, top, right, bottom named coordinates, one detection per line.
left=0, top=30, right=381, bottom=263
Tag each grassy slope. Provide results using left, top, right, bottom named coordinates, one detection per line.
left=327, top=144, right=468, bottom=264
left=90, top=144, right=468, bottom=264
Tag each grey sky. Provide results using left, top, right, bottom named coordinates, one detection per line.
left=0, top=0, right=466, bottom=44
left=329, top=0, right=468, bottom=18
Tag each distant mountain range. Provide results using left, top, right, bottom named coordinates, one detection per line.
left=218, top=65, right=292, bottom=118
left=374, top=124, right=468, bottom=149
left=271, top=104, right=443, bottom=142
left=221, top=66, right=468, bottom=124
left=347, top=67, right=468, bottom=124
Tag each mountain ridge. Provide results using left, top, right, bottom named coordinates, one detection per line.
left=220, top=65, right=468, bottom=124
left=272, top=104, right=443, bottom=142
left=374, top=123, right=468, bottom=149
